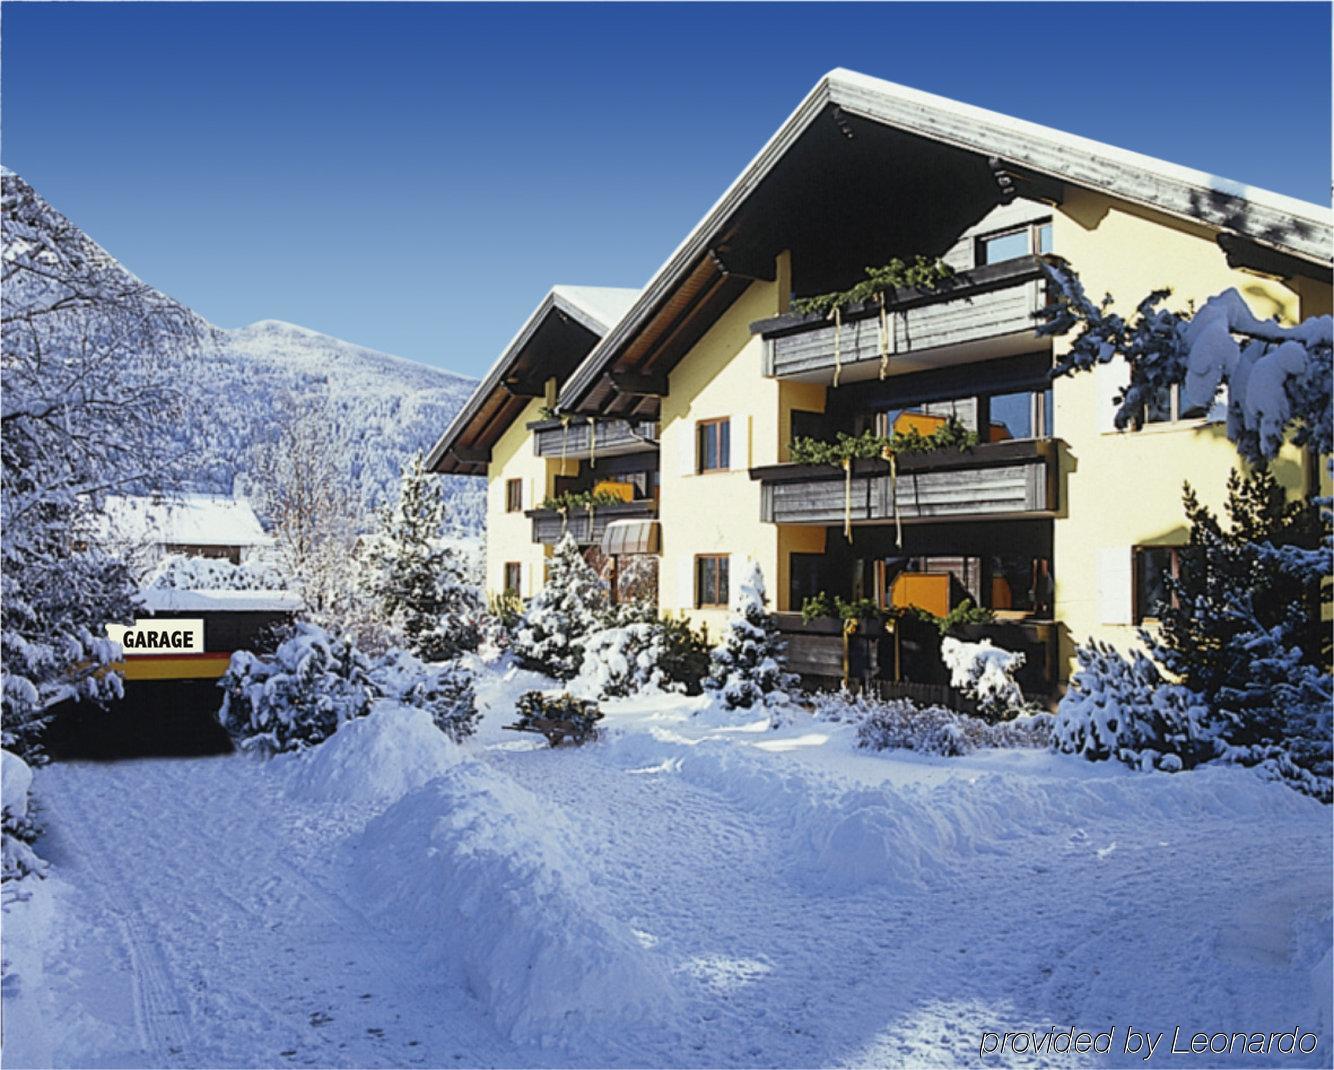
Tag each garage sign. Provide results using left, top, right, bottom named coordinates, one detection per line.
left=106, top=618, right=205, bottom=656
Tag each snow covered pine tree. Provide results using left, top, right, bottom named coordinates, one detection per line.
left=512, top=533, right=608, bottom=680
left=1, top=169, right=204, bottom=761
left=704, top=562, right=797, bottom=717
left=362, top=451, right=481, bottom=661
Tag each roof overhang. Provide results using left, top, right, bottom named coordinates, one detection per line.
left=558, top=68, right=1332, bottom=415
left=427, top=286, right=637, bottom=475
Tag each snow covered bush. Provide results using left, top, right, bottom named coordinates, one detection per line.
left=940, top=636, right=1027, bottom=721
left=218, top=622, right=376, bottom=753
left=2, top=749, right=44, bottom=882
left=704, top=562, right=797, bottom=717
left=1054, top=474, right=1331, bottom=800
left=145, top=553, right=287, bottom=591
left=575, top=612, right=711, bottom=699
left=508, top=691, right=604, bottom=747
left=828, top=692, right=1053, bottom=757
left=512, top=534, right=608, bottom=680
left=359, top=451, right=482, bottom=661
left=368, top=648, right=478, bottom=744
left=1052, top=642, right=1213, bottom=773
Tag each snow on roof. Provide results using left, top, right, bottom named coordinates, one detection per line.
left=138, top=588, right=303, bottom=613
left=550, top=286, right=641, bottom=335
left=100, top=494, right=273, bottom=548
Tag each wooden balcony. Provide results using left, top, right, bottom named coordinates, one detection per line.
left=527, top=499, right=657, bottom=547
left=750, top=439, right=1060, bottom=525
left=752, top=256, right=1049, bottom=382
left=529, top=417, right=658, bottom=460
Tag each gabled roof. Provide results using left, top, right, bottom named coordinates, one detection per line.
left=426, top=285, right=639, bottom=475
left=99, top=494, right=272, bottom=549
left=558, top=68, right=1331, bottom=414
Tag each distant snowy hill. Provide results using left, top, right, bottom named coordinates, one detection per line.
left=3, top=171, right=484, bottom=532
left=198, top=318, right=483, bottom=531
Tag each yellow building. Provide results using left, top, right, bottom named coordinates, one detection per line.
left=429, top=69, right=1331, bottom=694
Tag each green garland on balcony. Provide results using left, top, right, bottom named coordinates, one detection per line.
left=791, top=256, right=955, bottom=317
left=540, top=489, right=627, bottom=513
left=788, top=417, right=979, bottom=545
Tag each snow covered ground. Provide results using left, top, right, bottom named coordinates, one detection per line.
left=4, top=661, right=1330, bottom=1068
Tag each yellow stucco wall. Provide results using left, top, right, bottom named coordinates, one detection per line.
left=484, top=397, right=556, bottom=600
left=655, top=268, right=830, bottom=635
left=1049, top=189, right=1313, bottom=675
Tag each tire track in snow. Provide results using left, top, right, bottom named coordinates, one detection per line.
left=47, top=782, right=194, bottom=1066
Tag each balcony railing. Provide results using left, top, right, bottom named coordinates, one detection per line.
left=529, top=418, right=659, bottom=460
left=752, top=256, right=1049, bottom=381
left=527, top=499, right=657, bottom=547
left=749, top=439, right=1060, bottom=525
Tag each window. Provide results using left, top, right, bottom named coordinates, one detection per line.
left=879, top=399, right=979, bottom=437
left=1143, top=383, right=1225, bottom=426
left=986, top=388, right=1053, bottom=440
left=790, top=409, right=825, bottom=443
left=976, top=220, right=1052, bottom=266
left=505, top=478, right=523, bottom=513
left=1134, top=546, right=1185, bottom=622
left=989, top=555, right=1053, bottom=616
left=503, top=561, right=522, bottom=597
left=789, top=553, right=823, bottom=610
left=696, top=554, right=730, bottom=608
left=696, top=418, right=730, bottom=473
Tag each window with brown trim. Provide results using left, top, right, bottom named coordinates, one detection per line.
left=695, top=554, right=730, bottom=608
left=505, top=478, right=523, bottom=513
left=503, top=561, right=522, bottom=596
left=1134, top=546, right=1187, bottom=623
left=696, top=418, right=731, bottom=473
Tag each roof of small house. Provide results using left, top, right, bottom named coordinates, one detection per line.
left=138, top=588, right=303, bottom=613
left=426, top=285, right=640, bottom=475
left=99, top=494, right=274, bottom=549
left=556, top=68, right=1332, bottom=416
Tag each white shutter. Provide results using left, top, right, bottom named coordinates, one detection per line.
left=1097, top=547, right=1134, bottom=625
left=520, top=561, right=530, bottom=598
left=678, top=423, right=696, bottom=478
left=1096, top=361, right=1129, bottom=433
left=727, top=556, right=741, bottom=609
left=677, top=557, right=695, bottom=609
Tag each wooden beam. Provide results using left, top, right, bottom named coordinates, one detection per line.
left=708, top=244, right=778, bottom=281
left=609, top=370, right=669, bottom=397
left=502, top=378, right=546, bottom=398
left=1217, top=233, right=1333, bottom=284
left=450, top=445, right=491, bottom=464
left=988, top=156, right=1065, bottom=206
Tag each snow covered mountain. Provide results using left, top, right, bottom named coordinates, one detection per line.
left=3, top=171, right=484, bottom=532
left=197, top=318, right=483, bottom=531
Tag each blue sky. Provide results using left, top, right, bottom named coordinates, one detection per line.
left=4, top=2, right=1329, bottom=377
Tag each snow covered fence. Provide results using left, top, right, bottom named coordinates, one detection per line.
left=352, top=759, right=678, bottom=1046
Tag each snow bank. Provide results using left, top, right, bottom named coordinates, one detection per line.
left=2, top=748, right=43, bottom=881
left=283, top=700, right=460, bottom=807
left=352, top=759, right=677, bottom=1045
left=603, top=729, right=1321, bottom=896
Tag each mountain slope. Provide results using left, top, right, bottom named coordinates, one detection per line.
left=2, top=170, right=484, bottom=532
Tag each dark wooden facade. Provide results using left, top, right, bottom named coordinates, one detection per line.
left=527, top=500, right=658, bottom=547
left=529, top=418, right=659, bottom=460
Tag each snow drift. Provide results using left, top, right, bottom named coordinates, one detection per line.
left=283, top=700, right=461, bottom=807
left=352, top=759, right=677, bottom=1045
left=604, top=728, right=1322, bottom=896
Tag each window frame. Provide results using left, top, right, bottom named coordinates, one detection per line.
left=503, top=561, right=522, bottom=597
left=505, top=478, right=523, bottom=513
left=975, top=218, right=1053, bottom=267
left=1133, top=545, right=1183, bottom=624
left=696, top=417, right=731, bottom=474
left=695, top=553, right=730, bottom=609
